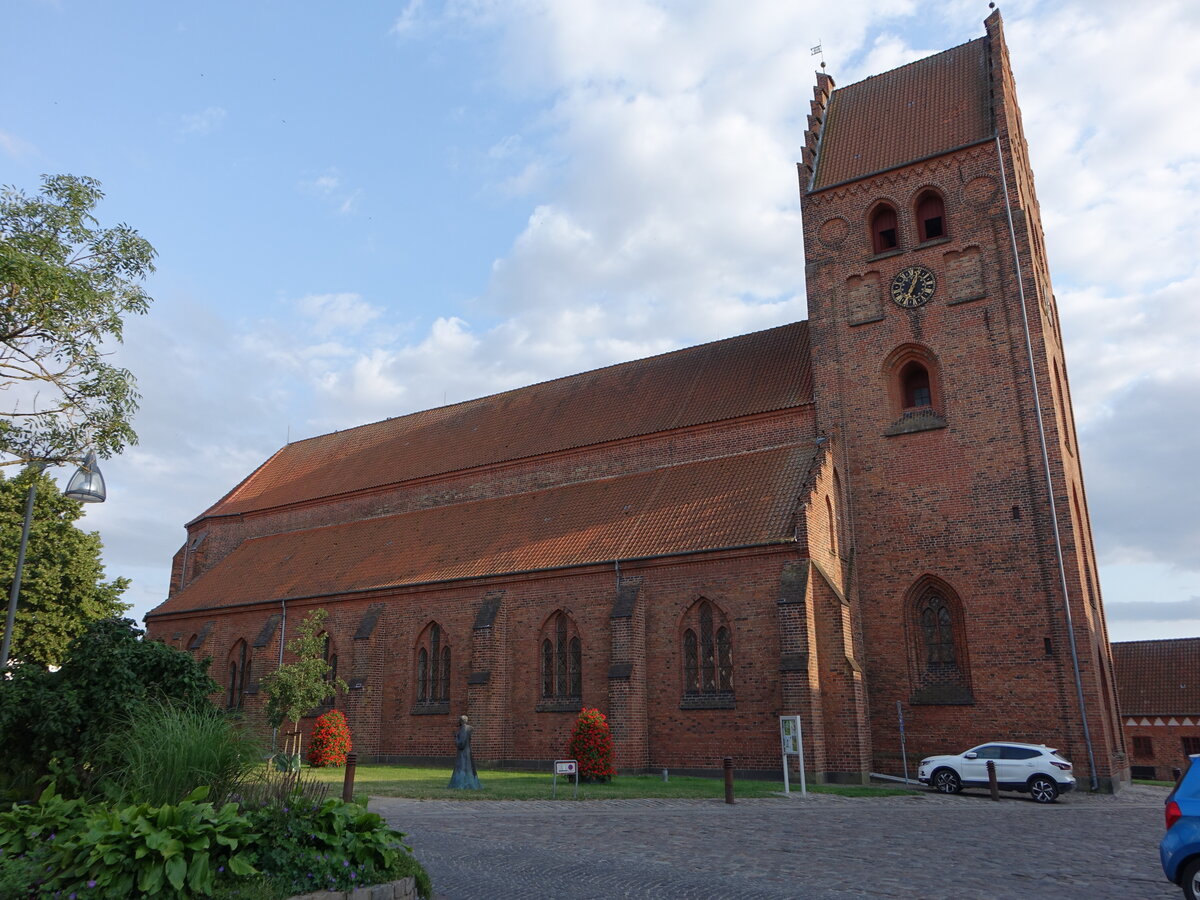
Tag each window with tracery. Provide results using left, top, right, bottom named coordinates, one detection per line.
left=909, top=580, right=972, bottom=705
left=226, top=639, right=248, bottom=709
left=681, top=599, right=734, bottom=708
left=415, top=622, right=450, bottom=711
left=539, top=611, right=582, bottom=710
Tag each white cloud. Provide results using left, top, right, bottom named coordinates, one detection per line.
left=0, top=129, right=36, bottom=159
left=299, top=168, right=363, bottom=216
left=293, top=293, right=382, bottom=337
left=178, top=106, right=227, bottom=136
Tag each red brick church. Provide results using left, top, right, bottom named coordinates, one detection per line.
left=146, top=12, right=1129, bottom=789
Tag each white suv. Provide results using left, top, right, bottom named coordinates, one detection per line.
left=917, top=741, right=1076, bottom=803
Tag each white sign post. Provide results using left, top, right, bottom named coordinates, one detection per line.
left=779, top=715, right=807, bottom=798
left=552, top=759, right=579, bottom=799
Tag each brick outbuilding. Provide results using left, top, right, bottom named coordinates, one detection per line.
left=146, top=11, right=1129, bottom=790
left=1113, top=639, right=1200, bottom=781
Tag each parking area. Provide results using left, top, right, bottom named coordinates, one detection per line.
left=374, top=783, right=1178, bottom=899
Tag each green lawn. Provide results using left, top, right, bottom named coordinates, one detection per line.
left=302, top=764, right=917, bottom=801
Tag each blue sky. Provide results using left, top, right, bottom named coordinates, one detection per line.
left=4, top=0, right=1199, bottom=643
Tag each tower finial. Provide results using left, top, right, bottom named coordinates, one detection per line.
left=811, top=39, right=825, bottom=72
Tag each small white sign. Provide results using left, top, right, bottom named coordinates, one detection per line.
left=555, top=759, right=577, bottom=776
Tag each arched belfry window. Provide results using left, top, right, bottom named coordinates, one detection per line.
left=907, top=578, right=972, bottom=705
left=883, top=344, right=947, bottom=436
left=680, top=599, right=735, bottom=709
left=901, top=361, right=932, bottom=409
left=915, top=190, right=946, bottom=242
left=870, top=204, right=899, bottom=254
left=414, top=622, right=450, bottom=713
left=538, top=610, right=582, bottom=712
left=226, top=639, right=248, bottom=709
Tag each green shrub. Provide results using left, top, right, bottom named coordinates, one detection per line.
left=0, top=617, right=218, bottom=798
left=98, top=700, right=263, bottom=806
left=43, top=786, right=257, bottom=897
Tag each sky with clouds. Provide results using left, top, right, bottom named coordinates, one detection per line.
left=3, top=0, right=1198, bottom=643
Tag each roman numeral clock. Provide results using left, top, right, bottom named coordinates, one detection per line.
left=890, top=265, right=936, bottom=308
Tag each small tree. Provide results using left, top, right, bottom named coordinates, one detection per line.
left=566, top=707, right=616, bottom=783
left=1, top=174, right=155, bottom=466
left=308, top=709, right=352, bottom=767
left=259, top=609, right=347, bottom=766
left=0, top=466, right=130, bottom=668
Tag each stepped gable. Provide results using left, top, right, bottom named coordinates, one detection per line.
left=1112, top=638, right=1200, bottom=715
left=812, top=37, right=992, bottom=190
left=151, top=443, right=817, bottom=616
left=200, top=321, right=812, bottom=519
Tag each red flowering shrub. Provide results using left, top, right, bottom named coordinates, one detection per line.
left=566, top=707, right=616, bottom=783
left=307, top=709, right=352, bottom=767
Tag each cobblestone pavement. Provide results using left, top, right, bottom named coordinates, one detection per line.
left=373, top=784, right=1178, bottom=899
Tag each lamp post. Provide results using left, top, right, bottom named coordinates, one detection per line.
left=1, top=452, right=107, bottom=670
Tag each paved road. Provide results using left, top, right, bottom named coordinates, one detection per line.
left=373, top=784, right=1178, bottom=899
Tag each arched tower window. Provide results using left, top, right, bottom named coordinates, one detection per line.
left=870, top=204, right=899, bottom=254
left=901, top=361, right=932, bottom=409
left=415, top=622, right=450, bottom=710
left=680, top=598, right=735, bottom=708
left=907, top=578, right=972, bottom=705
left=538, top=610, right=582, bottom=711
left=915, top=190, right=946, bottom=242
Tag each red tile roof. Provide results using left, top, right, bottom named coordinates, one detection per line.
left=813, top=38, right=992, bottom=190
left=201, top=322, right=812, bottom=519
left=151, top=444, right=817, bottom=616
left=1111, top=639, right=1200, bottom=715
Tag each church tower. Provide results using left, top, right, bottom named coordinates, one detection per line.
left=800, top=11, right=1127, bottom=789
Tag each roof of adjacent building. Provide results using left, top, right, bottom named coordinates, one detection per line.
left=150, top=443, right=817, bottom=617
left=812, top=37, right=993, bottom=190
left=199, top=321, right=813, bottom=520
left=1111, top=638, right=1200, bottom=715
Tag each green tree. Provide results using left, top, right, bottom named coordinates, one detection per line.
left=1, top=174, right=155, bottom=467
left=260, top=609, right=347, bottom=762
left=0, top=465, right=129, bottom=668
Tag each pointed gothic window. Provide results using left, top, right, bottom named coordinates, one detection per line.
left=908, top=580, right=972, bottom=705
left=680, top=599, right=735, bottom=708
left=227, top=640, right=248, bottom=709
left=414, top=622, right=451, bottom=713
left=870, top=204, right=899, bottom=254
left=915, top=190, right=946, bottom=242
left=538, top=611, right=582, bottom=711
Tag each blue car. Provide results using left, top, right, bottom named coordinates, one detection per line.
left=1163, top=755, right=1200, bottom=899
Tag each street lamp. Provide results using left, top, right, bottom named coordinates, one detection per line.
left=1, top=452, right=107, bottom=670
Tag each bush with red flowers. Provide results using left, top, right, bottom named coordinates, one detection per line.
left=307, top=709, right=352, bottom=767
left=566, top=707, right=616, bottom=783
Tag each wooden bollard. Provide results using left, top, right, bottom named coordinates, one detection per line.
left=987, top=759, right=999, bottom=801
left=724, top=757, right=734, bottom=804
left=343, top=752, right=358, bottom=803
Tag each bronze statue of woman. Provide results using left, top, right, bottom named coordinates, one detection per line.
left=447, top=714, right=482, bottom=789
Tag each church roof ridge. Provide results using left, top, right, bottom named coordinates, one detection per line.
left=197, top=320, right=813, bottom=520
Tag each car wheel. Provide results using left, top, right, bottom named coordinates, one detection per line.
left=1183, top=857, right=1200, bottom=900
left=1028, top=775, right=1059, bottom=803
left=932, top=768, right=962, bottom=794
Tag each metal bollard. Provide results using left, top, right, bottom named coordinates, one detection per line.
left=724, top=757, right=735, bottom=804
left=987, top=759, right=999, bottom=801
left=662, top=768, right=669, bottom=782
left=342, top=752, right=358, bottom=803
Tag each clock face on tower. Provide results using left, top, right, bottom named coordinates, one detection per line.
left=889, top=265, right=936, bottom=308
